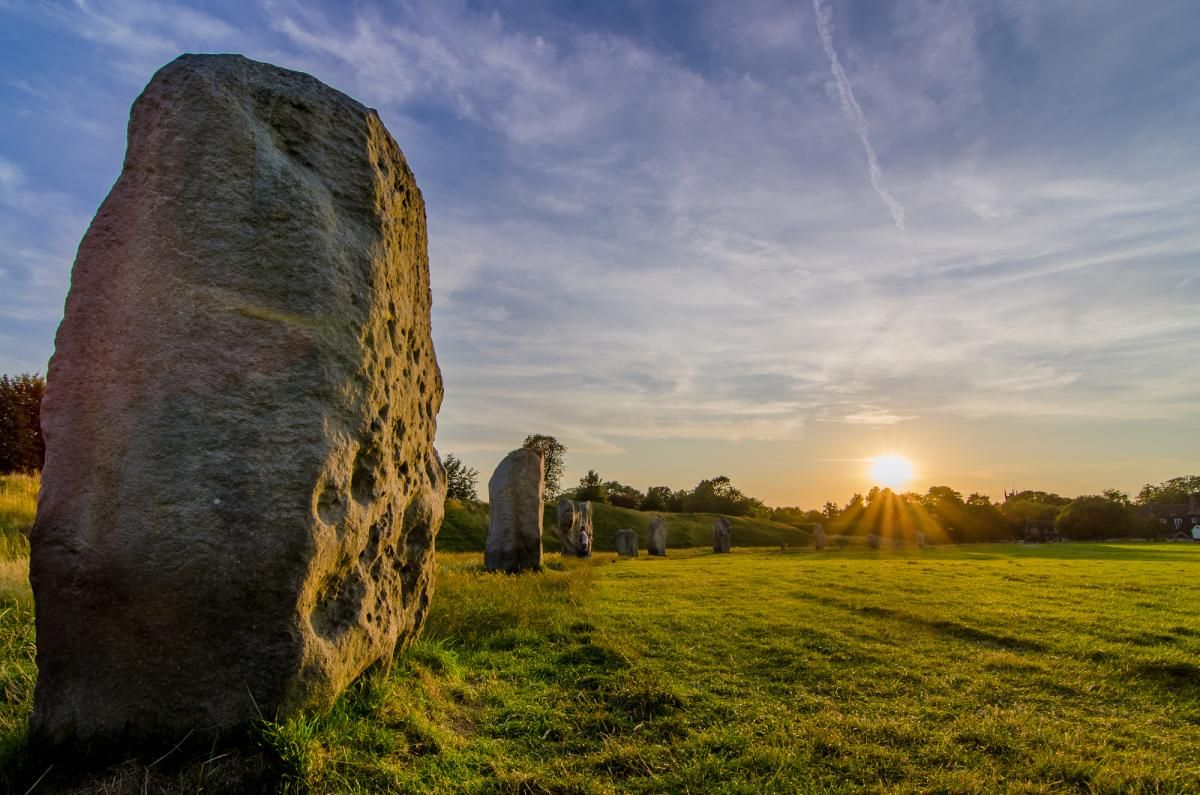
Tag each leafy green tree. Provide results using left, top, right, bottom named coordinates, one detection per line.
left=575, top=470, right=607, bottom=503
left=1136, top=476, right=1200, bottom=505
left=441, top=453, right=479, bottom=501
left=641, top=486, right=672, bottom=512
left=1056, top=495, right=1133, bottom=540
left=521, top=434, right=566, bottom=498
left=603, top=480, right=644, bottom=509
left=0, top=373, right=45, bottom=473
left=822, top=501, right=839, bottom=520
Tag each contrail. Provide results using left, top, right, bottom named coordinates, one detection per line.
left=812, top=0, right=906, bottom=231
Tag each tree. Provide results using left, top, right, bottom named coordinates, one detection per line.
left=641, top=486, right=672, bottom=512
left=442, top=453, right=479, bottom=501
left=822, top=501, right=839, bottom=520
left=1136, top=476, right=1200, bottom=505
left=575, top=470, right=607, bottom=503
left=0, top=373, right=45, bottom=473
left=1102, top=488, right=1131, bottom=507
left=521, top=434, right=566, bottom=498
left=1056, top=495, right=1133, bottom=540
left=604, top=480, right=644, bottom=509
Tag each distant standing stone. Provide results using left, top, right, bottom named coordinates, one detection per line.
left=915, top=530, right=927, bottom=549
left=485, top=449, right=545, bottom=572
left=713, top=517, right=732, bottom=553
left=614, top=528, right=639, bottom=557
left=647, top=516, right=668, bottom=556
left=29, top=54, right=446, bottom=747
left=555, top=498, right=593, bottom=557
left=813, top=523, right=827, bottom=551
left=556, top=498, right=581, bottom=554
left=868, top=533, right=881, bottom=549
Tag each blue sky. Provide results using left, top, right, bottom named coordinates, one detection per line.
left=1, top=0, right=1197, bottom=505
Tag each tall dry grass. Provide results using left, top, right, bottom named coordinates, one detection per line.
left=0, top=473, right=37, bottom=561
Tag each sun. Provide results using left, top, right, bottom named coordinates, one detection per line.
left=868, top=454, right=915, bottom=490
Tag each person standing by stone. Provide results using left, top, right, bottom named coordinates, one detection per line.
left=647, top=516, right=668, bottom=556
left=713, top=517, right=732, bottom=553
left=485, top=448, right=545, bottom=572
left=29, top=54, right=446, bottom=748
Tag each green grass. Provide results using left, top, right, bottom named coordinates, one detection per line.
left=7, top=543, right=1199, bottom=792
left=5, top=473, right=1199, bottom=791
left=439, top=498, right=810, bottom=553
left=0, top=473, right=37, bottom=560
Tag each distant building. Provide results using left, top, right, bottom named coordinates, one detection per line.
left=1145, top=493, right=1200, bottom=538
left=1023, top=519, right=1059, bottom=542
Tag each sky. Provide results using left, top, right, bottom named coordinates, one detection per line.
left=1, top=0, right=1197, bottom=507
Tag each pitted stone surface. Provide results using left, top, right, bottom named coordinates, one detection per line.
left=555, top=498, right=593, bottom=556
left=30, top=54, right=445, bottom=747
left=485, top=449, right=544, bottom=572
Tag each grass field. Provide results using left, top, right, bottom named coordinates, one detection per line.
left=0, top=473, right=37, bottom=560
left=3, top=537, right=1200, bottom=792
left=440, top=498, right=812, bottom=553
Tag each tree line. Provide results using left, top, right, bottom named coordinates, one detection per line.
left=440, top=433, right=1198, bottom=544
left=0, top=373, right=45, bottom=473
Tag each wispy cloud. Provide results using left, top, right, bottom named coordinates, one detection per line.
left=811, top=0, right=907, bottom=231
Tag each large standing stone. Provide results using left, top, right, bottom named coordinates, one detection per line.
left=555, top=498, right=593, bottom=556
left=614, top=528, right=639, bottom=558
left=647, top=516, right=668, bottom=556
left=556, top=498, right=580, bottom=552
left=713, top=517, right=732, bottom=553
left=867, top=533, right=881, bottom=549
left=915, top=530, right=927, bottom=549
left=29, top=54, right=446, bottom=748
left=485, top=449, right=544, bottom=572
left=813, top=523, right=827, bottom=551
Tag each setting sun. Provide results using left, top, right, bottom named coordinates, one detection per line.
left=868, top=454, right=915, bottom=490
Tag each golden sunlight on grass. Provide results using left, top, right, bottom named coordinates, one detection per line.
left=868, top=453, right=915, bottom=490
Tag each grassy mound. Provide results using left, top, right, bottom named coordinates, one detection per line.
left=439, top=498, right=809, bottom=553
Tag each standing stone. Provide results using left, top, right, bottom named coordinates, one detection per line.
left=578, top=500, right=594, bottom=555
left=713, top=517, right=732, bottom=553
left=556, top=498, right=581, bottom=554
left=813, top=523, right=827, bottom=551
left=915, top=530, right=927, bottom=549
left=614, top=528, right=639, bottom=558
left=485, top=449, right=544, bottom=573
left=647, top=516, right=668, bottom=556
left=555, top=498, right=593, bottom=556
left=30, top=54, right=445, bottom=748
left=868, top=533, right=881, bottom=549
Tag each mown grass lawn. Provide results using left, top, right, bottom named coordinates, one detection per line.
left=7, top=541, right=1200, bottom=792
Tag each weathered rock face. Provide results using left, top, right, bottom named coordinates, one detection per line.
left=713, top=517, right=732, bottom=553
left=647, top=517, right=668, bottom=556
left=485, top=449, right=544, bottom=572
left=555, top=498, right=593, bottom=556
left=614, top=528, right=639, bottom=558
left=813, top=523, right=827, bottom=551
left=30, top=54, right=445, bottom=748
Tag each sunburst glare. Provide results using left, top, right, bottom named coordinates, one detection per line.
left=868, top=454, right=915, bottom=490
